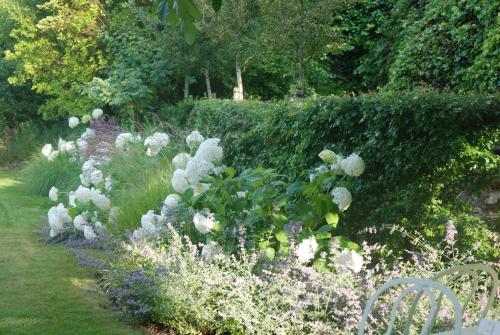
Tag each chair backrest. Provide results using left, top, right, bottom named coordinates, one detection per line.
left=358, top=278, right=463, bottom=335
left=431, top=264, right=498, bottom=320
left=404, top=263, right=498, bottom=334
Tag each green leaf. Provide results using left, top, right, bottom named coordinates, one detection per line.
left=325, top=212, right=339, bottom=226
left=265, top=247, right=276, bottom=259
left=334, top=235, right=362, bottom=253
left=212, top=0, right=222, bottom=12
left=275, top=230, right=288, bottom=244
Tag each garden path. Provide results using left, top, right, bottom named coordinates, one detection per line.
left=0, top=171, right=145, bottom=335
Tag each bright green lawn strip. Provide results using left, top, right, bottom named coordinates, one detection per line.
left=0, top=171, right=146, bottom=335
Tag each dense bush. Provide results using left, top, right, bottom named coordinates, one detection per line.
left=167, top=91, right=500, bottom=257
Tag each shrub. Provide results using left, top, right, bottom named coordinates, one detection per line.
left=163, top=91, right=500, bottom=258
left=22, top=154, right=81, bottom=196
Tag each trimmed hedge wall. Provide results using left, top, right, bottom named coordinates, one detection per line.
left=163, top=92, right=500, bottom=256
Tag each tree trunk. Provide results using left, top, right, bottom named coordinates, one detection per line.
left=297, top=0, right=306, bottom=97
left=204, top=67, right=212, bottom=98
left=184, top=75, right=190, bottom=99
left=235, top=52, right=244, bottom=99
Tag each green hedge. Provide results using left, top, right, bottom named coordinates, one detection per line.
left=164, top=92, right=500, bottom=257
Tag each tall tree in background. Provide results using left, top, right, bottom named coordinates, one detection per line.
left=209, top=0, right=261, bottom=99
left=259, top=0, right=349, bottom=97
left=5, top=0, right=107, bottom=119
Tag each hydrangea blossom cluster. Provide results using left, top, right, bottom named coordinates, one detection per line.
left=115, top=132, right=140, bottom=151
left=144, top=132, right=170, bottom=157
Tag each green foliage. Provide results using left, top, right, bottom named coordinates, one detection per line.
left=21, top=153, right=81, bottom=196
left=5, top=0, right=107, bottom=119
left=168, top=91, right=500, bottom=258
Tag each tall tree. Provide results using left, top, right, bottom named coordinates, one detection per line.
left=259, top=0, right=349, bottom=97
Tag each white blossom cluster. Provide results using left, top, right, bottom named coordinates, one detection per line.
left=144, top=132, right=170, bottom=157
left=132, top=210, right=166, bottom=239
left=115, top=132, right=140, bottom=151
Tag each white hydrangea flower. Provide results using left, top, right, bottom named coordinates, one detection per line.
left=90, top=188, right=111, bottom=210
left=68, top=191, right=76, bottom=207
left=90, top=169, right=104, bottom=186
left=104, top=175, right=112, bottom=192
left=81, top=115, right=92, bottom=124
left=80, top=174, right=90, bottom=187
left=164, top=194, right=181, bottom=207
left=193, top=212, right=215, bottom=234
left=194, top=138, right=223, bottom=163
left=340, top=153, right=365, bottom=177
left=58, top=138, right=67, bottom=152
left=94, top=221, right=105, bottom=234
left=73, top=214, right=87, bottom=231
left=186, top=130, right=205, bottom=149
left=64, top=141, right=78, bottom=154
left=144, top=132, right=170, bottom=157
left=75, top=185, right=92, bottom=204
left=92, top=108, right=103, bottom=119
left=331, top=187, right=352, bottom=211
left=133, top=227, right=147, bottom=240
left=201, top=242, right=220, bottom=260
left=48, top=150, right=59, bottom=161
left=115, top=132, right=136, bottom=150
left=319, top=149, right=337, bottom=164
left=296, top=236, right=318, bottom=263
left=172, top=153, right=191, bottom=170
left=330, top=154, right=344, bottom=174
left=185, top=158, right=214, bottom=186
left=68, top=117, right=80, bottom=129
left=48, top=187, right=59, bottom=201
left=41, top=144, right=53, bottom=158
left=81, top=128, right=96, bottom=140
left=76, top=138, right=88, bottom=152
left=48, top=203, right=72, bottom=237
left=82, top=159, right=97, bottom=176
left=171, top=169, right=190, bottom=194
left=334, top=248, right=364, bottom=273
left=83, top=225, right=97, bottom=240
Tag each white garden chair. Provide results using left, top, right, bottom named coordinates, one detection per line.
left=358, top=277, right=463, bottom=335
left=425, top=264, right=499, bottom=335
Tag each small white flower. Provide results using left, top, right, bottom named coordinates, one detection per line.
left=144, top=132, right=170, bottom=156
left=171, top=169, right=190, bottom=193
left=319, top=150, right=337, bottom=164
left=41, top=144, right=53, bottom=158
left=201, top=242, right=220, bottom=260
left=92, top=108, right=103, bottom=119
left=68, top=191, right=76, bottom=207
left=236, top=191, right=247, bottom=198
left=340, top=153, right=365, bottom=177
left=80, top=174, right=90, bottom=187
left=64, top=141, right=78, bottom=154
left=48, top=150, right=59, bottom=161
left=68, top=117, right=80, bottom=129
left=296, top=236, right=318, bottom=263
left=334, top=248, right=364, bottom=273
left=185, top=158, right=214, bottom=186
left=164, top=194, right=181, bottom=207
left=90, top=188, right=111, bottom=210
left=47, top=203, right=72, bottom=237
left=186, top=130, right=205, bottom=149
left=104, top=175, right=112, bottom=192
left=115, top=132, right=136, bottom=150
left=73, top=214, right=87, bottom=231
left=193, top=212, right=215, bottom=234
left=90, top=169, right=104, bottom=186
left=194, top=138, right=223, bottom=163
left=48, top=187, right=59, bottom=202
left=331, top=187, right=352, bottom=211
left=58, top=138, right=67, bottom=152
left=83, top=225, right=97, bottom=240
left=132, top=227, right=147, bottom=240
left=172, top=153, right=191, bottom=170
left=94, top=221, right=105, bottom=234
left=75, top=185, right=92, bottom=204
left=81, top=128, right=96, bottom=140
left=76, top=138, right=88, bottom=152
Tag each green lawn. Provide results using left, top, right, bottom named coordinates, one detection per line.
left=0, top=171, right=145, bottom=335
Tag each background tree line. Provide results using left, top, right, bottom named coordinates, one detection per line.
left=0, top=0, right=498, bottom=126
